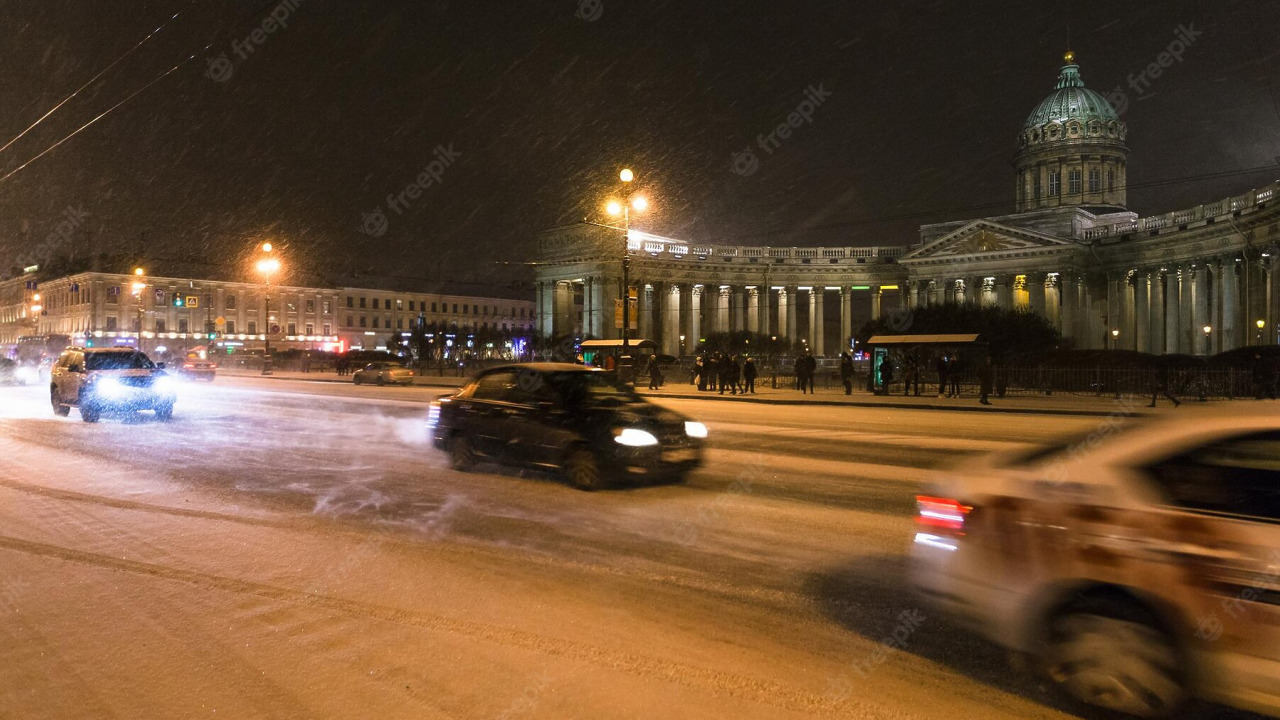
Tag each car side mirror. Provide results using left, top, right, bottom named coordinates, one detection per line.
left=157, top=362, right=166, bottom=369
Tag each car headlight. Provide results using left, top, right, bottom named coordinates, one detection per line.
left=613, top=428, right=659, bottom=447
left=96, top=377, right=127, bottom=397
left=153, top=376, right=176, bottom=394
left=426, top=401, right=440, bottom=428
left=684, top=421, right=708, bottom=439
left=15, top=367, right=36, bottom=383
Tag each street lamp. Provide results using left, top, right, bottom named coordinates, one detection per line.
left=604, top=167, right=648, bottom=363
left=679, top=334, right=685, bottom=356
left=1202, top=324, right=1212, bottom=356
left=131, top=268, right=147, bottom=346
left=1110, top=328, right=1119, bottom=349
left=255, top=243, right=281, bottom=375
left=1257, top=319, right=1266, bottom=345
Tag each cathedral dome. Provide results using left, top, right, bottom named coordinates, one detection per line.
left=1018, top=52, right=1126, bottom=149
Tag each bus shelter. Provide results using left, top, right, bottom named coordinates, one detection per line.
left=864, top=334, right=984, bottom=394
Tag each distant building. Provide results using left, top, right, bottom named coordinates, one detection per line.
left=0, top=268, right=535, bottom=358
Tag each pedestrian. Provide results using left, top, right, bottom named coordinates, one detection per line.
left=707, top=352, right=721, bottom=392
left=646, top=354, right=662, bottom=390
left=742, top=355, right=757, bottom=394
left=1149, top=364, right=1182, bottom=408
left=878, top=355, right=894, bottom=394
left=978, top=356, right=994, bottom=405
left=690, top=355, right=701, bottom=385
left=724, top=354, right=741, bottom=395
left=903, top=354, right=919, bottom=396
left=935, top=354, right=948, bottom=397
left=696, top=353, right=709, bottom=391
left=803, top=351, right=817, bottom=394
left=839, top=351, right=854, bottom=395
left=948, top=356, right=962, bottom=398
left=793, top=354, right=806, bottom=393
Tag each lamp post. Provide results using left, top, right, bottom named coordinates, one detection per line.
left=131, top=268, right=147, bottom=349
left=1202, top=324, right=1212, bottom=356
left=605, top=168, right=648, bottom=364
left=1110, top=328, right=1119, bottom=350
left=1257, top=319, right=1266, bottom=345
left=256, top=243, right=281, bottom=375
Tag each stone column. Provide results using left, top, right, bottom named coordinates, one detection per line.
left=534, top=281, right=546, bottom=335
left=1192, top=265, right=1210, bottom=355
left=718, top=286, right=731, bottom=334
left=733, top=287, right=746, bottom=333
left=640, top=284, right=654, bottom=342
left=809, top=288, right=825, bottom=355
left=776, top=287, right=788, bottom=339
left=688, top=285, right=703, bottom=348
left=995, top=275, right=1014, bottom=309
left=582, top=277, right=595, bottom=337
left=905, top=280, right=919, bottom=310
left=1134, top=272, right=1149, bottom=353
left=1148, top=271, right=1165, bottom=354
left=747, top=288, right=760, bottom=336
left=1166, top=268, right=1183, bottom=354
left=663, top=283, right=681, bottom=355
left=1269, top=258, right=1278, bottom=344
left=785, top=286, right=798, bottom=345
left=1027, top=272, right=1047, bottom=318
left=870, top=285, right=882, bottom=321
left=1220, top=258, right=1238, bottom=352
left=839, top=286, right=852, bottom=351
left=1121, top=272, right=1136, bottom=351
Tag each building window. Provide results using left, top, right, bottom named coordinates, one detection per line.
left=452, top=303, right=458, bottom=313
left=432, top=302, right=437, bottom=312
left=1068, top=169, right=1081, bottom=195
left=346, top=315, right=353, bottom=327
left=384, top=299, right=391, bottom=310
left=323, top=324, right=331, bottom=336
left=359, top=297, right=366, bottom=309
left=1048, top=171, right=1060, bottom=196
left=1108, top=169, right=1116, bottom=192
left=346, top=296, right=354, bottom=308
left=287, top=323, right=297, bottom=336
left=1033, top=173, right=1042, bottom=199
left=359, top=316, right=367, bottom=328
left=408, top=300, right=415, bottom=312
left=155, top=319, right=166, bottom=333
left=106, top=316, right=118, bottom=331
left=179, top=319, right=189, bottom=333
left=305, top=299, right=315, bottom=313
left=323, top=300, right=331, bottom=314
left=396, top=318, right=403, bottom=329
left=396, top=299, right=403, bottom=310
left=248, top=321, right=258, bottom=335
left=226, top=320, right=236, bottom=334
left=372, top=317, right=379, bottom=329
left=1088, top=168, right=1101, bottom=193
left=305, top=323, right=313, bottom=335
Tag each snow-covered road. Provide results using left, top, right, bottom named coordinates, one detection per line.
left=0, top=377, right=1257, bottom=719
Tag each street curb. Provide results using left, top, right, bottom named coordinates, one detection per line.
left=218, top=373, right=464, bottom=389
left=638, top=391, right=1150, bottom=417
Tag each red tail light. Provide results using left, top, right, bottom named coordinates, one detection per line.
left=915, top=496, right=971, bottom=534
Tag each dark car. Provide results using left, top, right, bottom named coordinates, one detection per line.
left=175, top=359, right=217, bottom=381
left=428, top=363, right=706, bottom=489
left=49, top=347, right=178, bottom=423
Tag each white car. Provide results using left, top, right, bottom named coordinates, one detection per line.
left=352, top=362, right=414, bottom=386
left=911, top=404, right=1280, bottom=718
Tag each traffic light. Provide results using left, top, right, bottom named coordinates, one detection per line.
left=172, top=294, right=185, bottom=307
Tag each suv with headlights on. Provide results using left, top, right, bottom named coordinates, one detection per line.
left=50, top=347, right=177, bottom=423
left=429, top=363, right=706, bottom=489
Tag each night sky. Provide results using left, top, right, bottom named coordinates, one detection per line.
left=1, top=0, right=1277, bottom=291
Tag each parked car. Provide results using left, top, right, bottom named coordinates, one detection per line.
left=49, top=347, right=177, bottom=423
left=352, top=362, right=414, bottom=385
left=428, top=363, right=706, bottom=489
left=910, top=404, right=1280, bottom=719
left=176, top=359, right=217, bottom=381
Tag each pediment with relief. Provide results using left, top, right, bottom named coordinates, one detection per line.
left=902, top=221, right=1074, bottom=262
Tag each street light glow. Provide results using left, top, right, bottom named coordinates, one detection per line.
left=631, top=196, right=649, bottom=212
left=1203, top=325, right=1212, bottom=334
left=257, top=257, right=281, bottom=276
left=262, top=242, right=273, bottom=253
left=134, top=267, right=145, bottom=276
left=619, top=168, right=634, bottom=183
left=606, top=200, right=623, bottom=216
left=1258, top=319, right=1266, bottom=330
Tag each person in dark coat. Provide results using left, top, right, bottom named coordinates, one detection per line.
left=978, top=356, right=994, bottom=405
left=721, top=355, right=741, bottom=395
left=935, top=354, right=948, bottom=397
left=802, top=351, right=817, bottom=394
left=742, top=356, right=758, bottom=394
left=646, top=354, right=662, bottom=390
left=878, top=355, right=894, bottom=393
left=947, top=356, right=962, bottom=397
left=903, top=353, right=919, bottom=396
left=839, top=351, right=854, bottom=395
left=707, top=353, right=721, bottom=392
left=793, top=355, right=806, bottom=393
left=1149, top=364, right=1181, bottom=407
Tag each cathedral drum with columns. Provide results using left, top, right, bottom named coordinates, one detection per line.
left=536, top=52, right=1280, bottom=356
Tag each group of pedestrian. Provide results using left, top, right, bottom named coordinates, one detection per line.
left=793, top=351, right=816, bottom=394
left=335, top=354, right=352, bottom=376
left=691, top=352, right=757, bottom=394
left=934, top=354, right=962, bottom=398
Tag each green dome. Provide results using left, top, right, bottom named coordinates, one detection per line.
left=1023, top=62, right=1119, bottom=131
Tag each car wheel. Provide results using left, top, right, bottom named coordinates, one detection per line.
left=1043, top=609, right=1186, bottom=718
left=51, top=388, right=70, bottom=417
left=353, top=376, right=362, bottom=385
left=450, top=436, right=476, bottom=472
left=564, top=448, right=602, bottom=491
left=155, top=403, right=174, bottom=421
left=80, top=403, right=101, bottom=423
left=376, top=375, right=386, bottom=386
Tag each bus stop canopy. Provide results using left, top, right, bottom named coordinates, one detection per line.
left=866, top=334, right=981, bottom=345
left=577, top=339, right=657, bottom=350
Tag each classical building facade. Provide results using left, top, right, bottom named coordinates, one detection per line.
left=534, top=52, right=1280, bottom=356
left=1, top=269, right=535, bottom=357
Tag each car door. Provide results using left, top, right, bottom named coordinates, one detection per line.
left=58, top=351, right=86, bottom=403
left=460, top=370, right=524, bottom=460
left=506, top=373, right=573, bottom=469
left=1141, top=430, right=1280, bottom=709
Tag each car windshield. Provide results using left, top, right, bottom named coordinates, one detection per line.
left=544, top=371, right=639, bottom=406
left=86, top=352, right=154, bottom=371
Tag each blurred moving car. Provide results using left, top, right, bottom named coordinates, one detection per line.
left=428, top=363, right=706, bottom=489
left=49, top=347, right=177, bottom=423
left=0, top=358, right=16, bottom=385
left=175, top=359, right=217, bottom=381
left=911, top=405, right=1280, bottom=719
left=352, top=362, right=414, bottom=385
